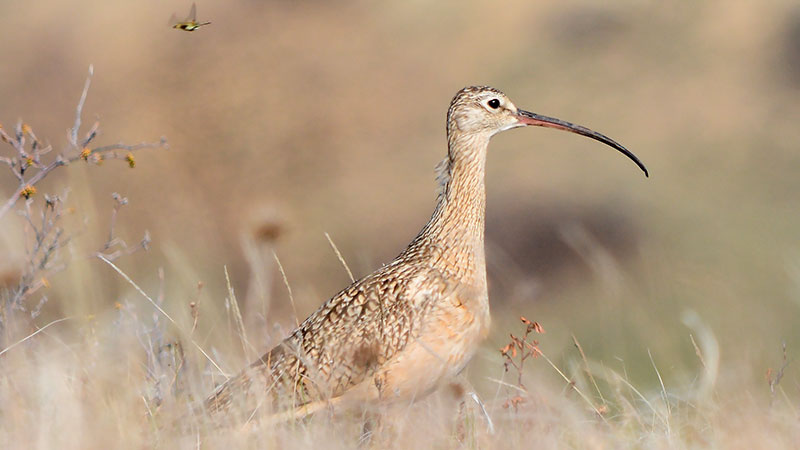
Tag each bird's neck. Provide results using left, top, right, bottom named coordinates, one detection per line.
left=411, top=133, right=489, bottom=281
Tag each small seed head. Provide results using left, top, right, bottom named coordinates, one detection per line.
left=20, top=185, right=36, bottom=199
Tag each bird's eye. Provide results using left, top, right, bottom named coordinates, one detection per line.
left=487, top=99, right=500, bottom=109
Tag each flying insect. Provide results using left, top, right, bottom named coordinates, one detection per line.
left=171, top=3, right=210, bottom=31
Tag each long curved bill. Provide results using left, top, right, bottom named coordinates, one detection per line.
left=516, top=109, right=648, bottom=177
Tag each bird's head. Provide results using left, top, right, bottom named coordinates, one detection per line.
left=446, top=86, right=648, bottom=176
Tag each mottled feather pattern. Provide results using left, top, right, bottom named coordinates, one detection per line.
left=206, top=87, right=508, bottom=416
left=207, top=248, right=450, bottom=413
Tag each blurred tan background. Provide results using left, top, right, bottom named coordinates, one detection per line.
left=2, top=0, right=800, bottom=393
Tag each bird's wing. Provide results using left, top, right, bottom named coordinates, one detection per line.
left=275, top=265, right=446, bottom=396
left=206, top=264, right=448, bottom=413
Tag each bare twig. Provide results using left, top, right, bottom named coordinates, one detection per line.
left=70, top=65, right=93, bottom=148
left=95, top=193, right=151, bottom=261
left=6, top=193, right=71, bottom=310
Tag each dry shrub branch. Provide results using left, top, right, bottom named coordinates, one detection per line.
left=0, top=65, right=166, bottom=333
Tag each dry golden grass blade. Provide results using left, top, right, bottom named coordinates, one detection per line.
left=0, top=316, right=73, bottom=357
left=324, top=232, right=355, bottom=283
left=536, top=348, right=609, bottom=424
left=271, top=251, right=299, bottom=328
left=572, top=334, right=608, bottom=409
left=224, top=265, right=253, bottom=361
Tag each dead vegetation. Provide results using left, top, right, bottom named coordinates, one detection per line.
left=0, top=67, right=165, bottom=337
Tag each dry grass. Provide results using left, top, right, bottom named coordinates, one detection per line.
left=2, top=0, right=800, bottom=447
left=0, top=296, right=797, bottom=449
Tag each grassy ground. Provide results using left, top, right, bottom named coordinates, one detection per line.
left=2, top=0, right=800, bottom=448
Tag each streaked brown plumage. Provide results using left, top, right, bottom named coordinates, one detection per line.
left=206, top=86, right=647, bottom=418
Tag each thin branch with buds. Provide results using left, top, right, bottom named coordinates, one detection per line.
left=1, top=65, right=164, bottom=332
left=0, top=65, right=167, bottom=220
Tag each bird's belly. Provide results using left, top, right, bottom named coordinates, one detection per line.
left=346, top=295, right=491, bottom=404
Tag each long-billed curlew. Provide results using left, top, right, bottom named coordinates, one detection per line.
left=206, top=86, right=647, bottom=420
